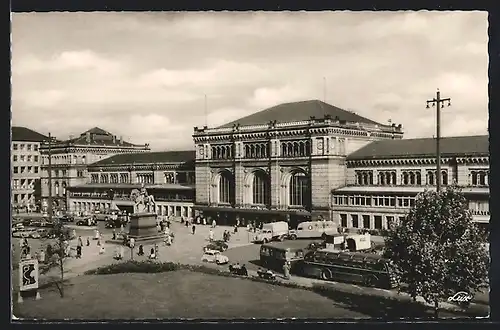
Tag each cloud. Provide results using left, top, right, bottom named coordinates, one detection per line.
left=14, top=50, right=123, bottom=75
left=138, top=60, right=270, bottom=89
left=11, top=11, right=488, bottom=150
left=248, top=84, right=316, bottom=109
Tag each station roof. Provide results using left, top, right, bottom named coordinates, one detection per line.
left=217, top=100, right=384, bottom=128
left=11, top=127, right=49, bottom=142
left=62, top=127, right=145, bottom=147
left=347, top=135, right=489, bottom=160
left=91, top=150, right=196, bottom=166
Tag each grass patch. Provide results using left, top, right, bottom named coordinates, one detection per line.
left=13, top=271, right=368, bottom=319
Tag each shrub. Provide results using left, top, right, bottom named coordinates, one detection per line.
left=84, top=260, right=181, bottom=275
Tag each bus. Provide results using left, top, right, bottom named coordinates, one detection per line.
left=301, top=249, right=398, bottom=289
left=289, top=221, right=338, bottom=239
left=259, top=241, right=311, bottom=274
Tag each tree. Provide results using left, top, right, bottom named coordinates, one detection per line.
left=39, top=220, right=73, bottom=298
left=383, top=185, right=489, bottom=318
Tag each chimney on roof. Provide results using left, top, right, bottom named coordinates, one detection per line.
left=86, top=132, right=91, bottom=143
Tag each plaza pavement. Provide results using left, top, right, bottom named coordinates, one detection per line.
left=31, top=221, right=488, bottom=316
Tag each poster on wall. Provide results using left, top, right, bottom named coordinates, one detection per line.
left=19, top=258, right=39, bottom=292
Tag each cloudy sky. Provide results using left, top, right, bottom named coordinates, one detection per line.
left=12, top=11, right=488, bottom=151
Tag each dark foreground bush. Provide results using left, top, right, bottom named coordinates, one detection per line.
left=84, top=260, right=182, bottom=275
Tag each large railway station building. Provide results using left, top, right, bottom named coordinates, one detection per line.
left=61, top=100, right=489, bottom=230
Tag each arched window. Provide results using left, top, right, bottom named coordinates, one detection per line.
left=252, top=172, right=270, bottom=205
left=442, top=171, right=448, bottom=186
left=379, top=172, right=385, bottom=185
left=416, top=172, right=422, bottom=185
left=479, top=172, right=486, bottom=186
left=427, top=171, right=434, bottom=185
left=409, top=172, right=415, bottom=185
left=402, top=172, right=409, bottom=185
left=289, top=172, right=309, bottom=207
left=218, top=172, right=233, bottom=204
left=55, top=182, right=59, bottom=195
left=62, top=182, right=66, bottom=195
left=385, top=172, right=391, bottom=185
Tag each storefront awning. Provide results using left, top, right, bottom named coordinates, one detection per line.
left=193, top=205, right=310, bottom=216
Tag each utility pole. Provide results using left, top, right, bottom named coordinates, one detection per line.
left=47, top=133, right=53, bottom=222
left=426, top=89, right=451, bottom=192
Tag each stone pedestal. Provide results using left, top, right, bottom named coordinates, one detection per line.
left=128, top=212, right=163, bottom=242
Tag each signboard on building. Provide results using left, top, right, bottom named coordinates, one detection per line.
left=19, top=258, right=39, bottom=292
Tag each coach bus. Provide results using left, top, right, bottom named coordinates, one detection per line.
left=301, top=249, right=398, bottom=289
left=259, top=241, right=311, bottom=274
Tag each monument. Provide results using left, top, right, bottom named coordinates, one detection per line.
left=127, top=184, right=162, bottom=242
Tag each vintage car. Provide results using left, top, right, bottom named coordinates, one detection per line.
left=201, top=250, right=229, bottom=265
left=203, top=240, right=229, bottom=252
left=76, top=218, right=97, bottom=226
left=12, top=229, right=30, bottom=238
left=28, top=231, right=41, bottom=239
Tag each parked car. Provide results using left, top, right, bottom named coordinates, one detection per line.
left=28, top=231, right=41, bottom=239
left=201, top=250, right=229, bottom=265
left=105, top=218, right=127, bottom=229
left=12, top=223, right=24, bottom=232
left=203, top=240, right=229, bottom=252
left=12, top=230, right=30, bottom=238
left=76, top=218, right=97, bottom=226
left=58, top=215, right=74, bottom=222
left=36, top=228, right=51, bottom=239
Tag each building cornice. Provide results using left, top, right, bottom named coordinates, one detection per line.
left=193, top=118, right=403, bottom=144
left=347, top=156, right=489, bottom=168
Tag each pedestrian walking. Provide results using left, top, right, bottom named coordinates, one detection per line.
left=209, top=229, right=214, bottom=242
left=76, top=245, right=82, bottom=259
left=39, top=250, right=45, bottom=263
left=212, top=219, right=217, bottom=228
left=283, top=261, right=291, bottom=280
left=192, top=224, right=196, bottom=235
left=112, top=229, right=116, bottom=240
left=138, top=244, right=144, bottom=256
left=86, top=237, right=90, bottom=246
left=185, top=219, right=189, bottom=228
left=154, top=243, right=159, bottom=259
left=77, top=235, right=83, bottom=247
left=97, top=239, right=101, bottom=247
left=234, top=224, right=238, bottom=234
left=149, top=247, right=156, bottom=259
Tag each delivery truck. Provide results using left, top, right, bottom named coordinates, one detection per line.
left=253, top=221, right=290, bottom=243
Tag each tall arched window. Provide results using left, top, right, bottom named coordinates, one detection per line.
left=289, top=172, right=309, bottom=207
left=54, top=182, right=59, bottom=196
left=252, top=171, right=270, bottom=205
left=442, top=171, right=448, bottom=186
left=62, top=182, right=66, bottom=195
left=218, top=172, right=233, bottom=204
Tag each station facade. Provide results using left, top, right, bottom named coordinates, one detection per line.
left=331, top=135, right=490, bottom=231
left=192, top=100, right=404, bottom=227
left=66, top=151, right=196, bottom=218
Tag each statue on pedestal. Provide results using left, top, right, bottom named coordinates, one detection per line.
left=130, top=184, right=156, bottom=214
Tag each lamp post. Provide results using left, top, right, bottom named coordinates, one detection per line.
left=426, top=89, right=451, bottom=192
